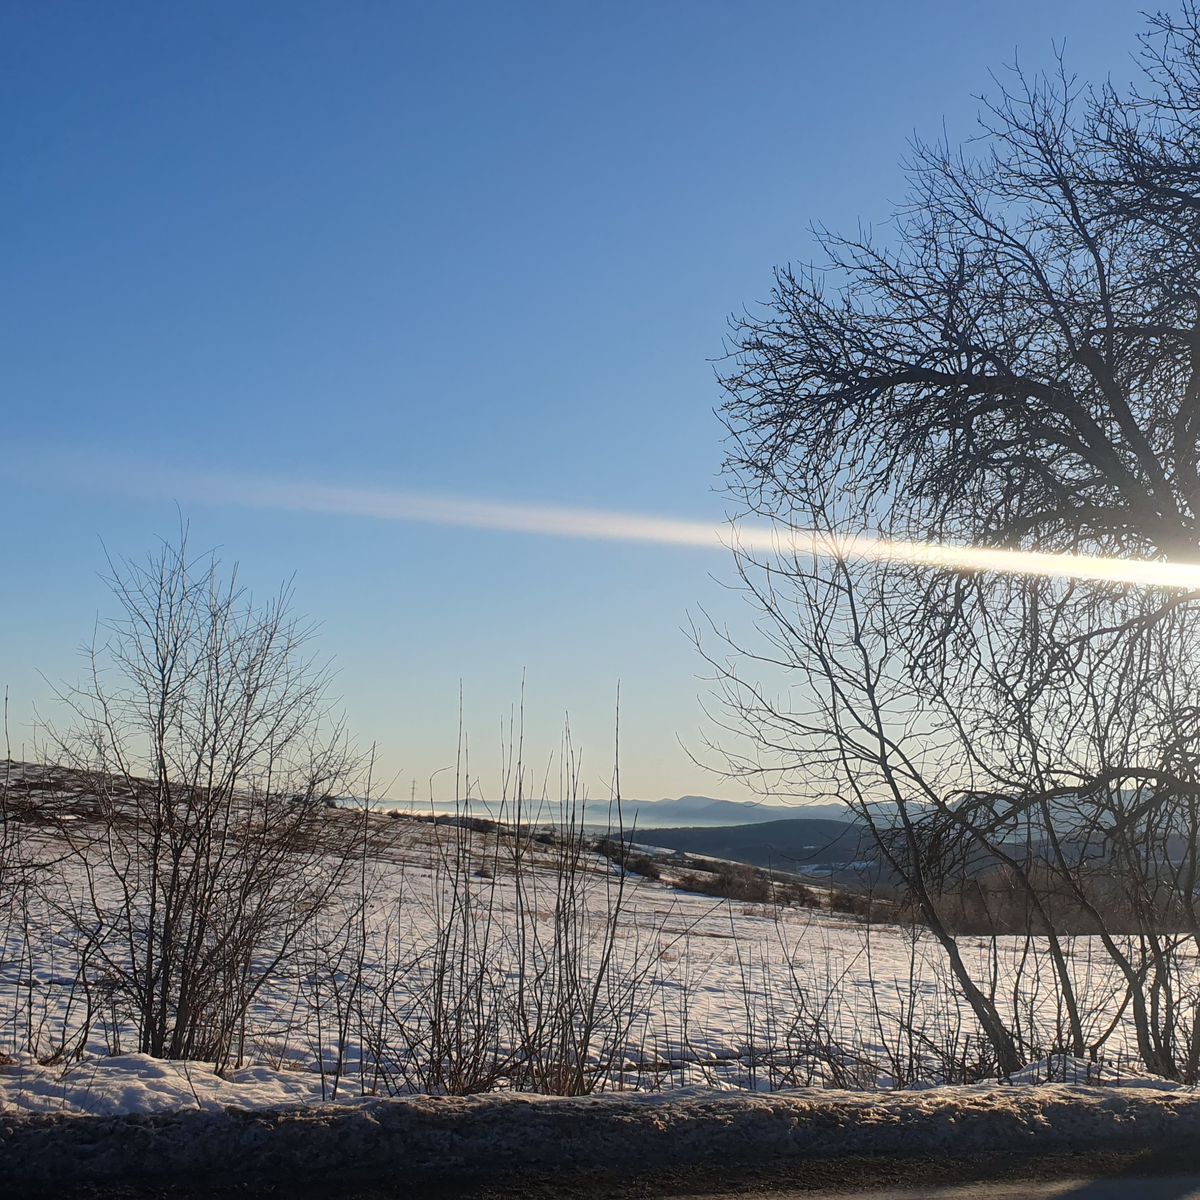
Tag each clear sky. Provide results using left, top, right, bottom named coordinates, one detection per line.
left=2, top=0, right=1151, bottom=803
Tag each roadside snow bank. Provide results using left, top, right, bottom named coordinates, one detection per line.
left=5, top=1075, right=1200, bottom=1192
left=0, top=1053, right=349, bottom=1115
left=1, top=1052, right=1185, bottom=1118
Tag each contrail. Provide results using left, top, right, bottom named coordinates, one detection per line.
left=145, top=471, right=1200, bottom=591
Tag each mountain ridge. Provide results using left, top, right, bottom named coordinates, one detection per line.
left=629, top=794, right=849, bottom=826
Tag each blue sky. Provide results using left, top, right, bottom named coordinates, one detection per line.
left=2, top=0, right=1150, bottom=801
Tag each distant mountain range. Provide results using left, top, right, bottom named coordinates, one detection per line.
left=625, top=795, right=851, bottom=827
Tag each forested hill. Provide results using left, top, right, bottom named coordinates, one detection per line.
left=635, top=818, right=866, bottom=872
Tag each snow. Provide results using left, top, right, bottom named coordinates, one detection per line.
left=1005, top=1054, right=1181, bottom=1089
left=0, top=765, right=1195, bottom=1116
left=0, top=1052, right=347, bottom=1114
left=0, top=1049, right=1185, bottom=1120
left=5, top=1078, right=1200, bottom=1193
left=5, top=772, right=1200, bottom=1190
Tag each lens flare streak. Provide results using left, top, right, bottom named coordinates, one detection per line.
left=194, top=477, right=1200, bottom=591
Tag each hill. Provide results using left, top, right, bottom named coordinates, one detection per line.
left=634, top=817, right=870, bottom=875
left=628, top=795, right=849, bottom=827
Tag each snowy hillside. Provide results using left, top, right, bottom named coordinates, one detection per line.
left=0, top=761, right=1191, bottom=1116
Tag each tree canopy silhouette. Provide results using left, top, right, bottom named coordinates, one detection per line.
left=721, top=4, right=1200, bottom=562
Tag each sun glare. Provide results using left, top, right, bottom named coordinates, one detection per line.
left=163, top=474, right=1200, bottom=591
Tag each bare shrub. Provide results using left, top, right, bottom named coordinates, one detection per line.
left=594, top=838, right=661, bottom=880
left=677, top=862, right=772, bottom=904
left=626, top=853, right=661, bottom=880
left=353, top=704, right=671, bottom=1097
left=43, top=532, right=366, bottom=1067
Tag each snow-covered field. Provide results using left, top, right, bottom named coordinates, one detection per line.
left=0, top=765, right=1191, bottom=1117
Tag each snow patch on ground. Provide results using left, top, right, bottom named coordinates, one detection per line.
left=1006, top=1053, right=1183, bottom=1089
left=0, top=1052, right=354, bottom=1114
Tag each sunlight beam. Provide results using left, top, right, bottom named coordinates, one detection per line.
left=172, top=474, right=1200, bottom=591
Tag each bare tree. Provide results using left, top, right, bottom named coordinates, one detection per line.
left=721, top=6, right=1200, bottom=561
left=47, top=531, right=364, bottom=1066
left=709, top=5, right=1200, bottom=1079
